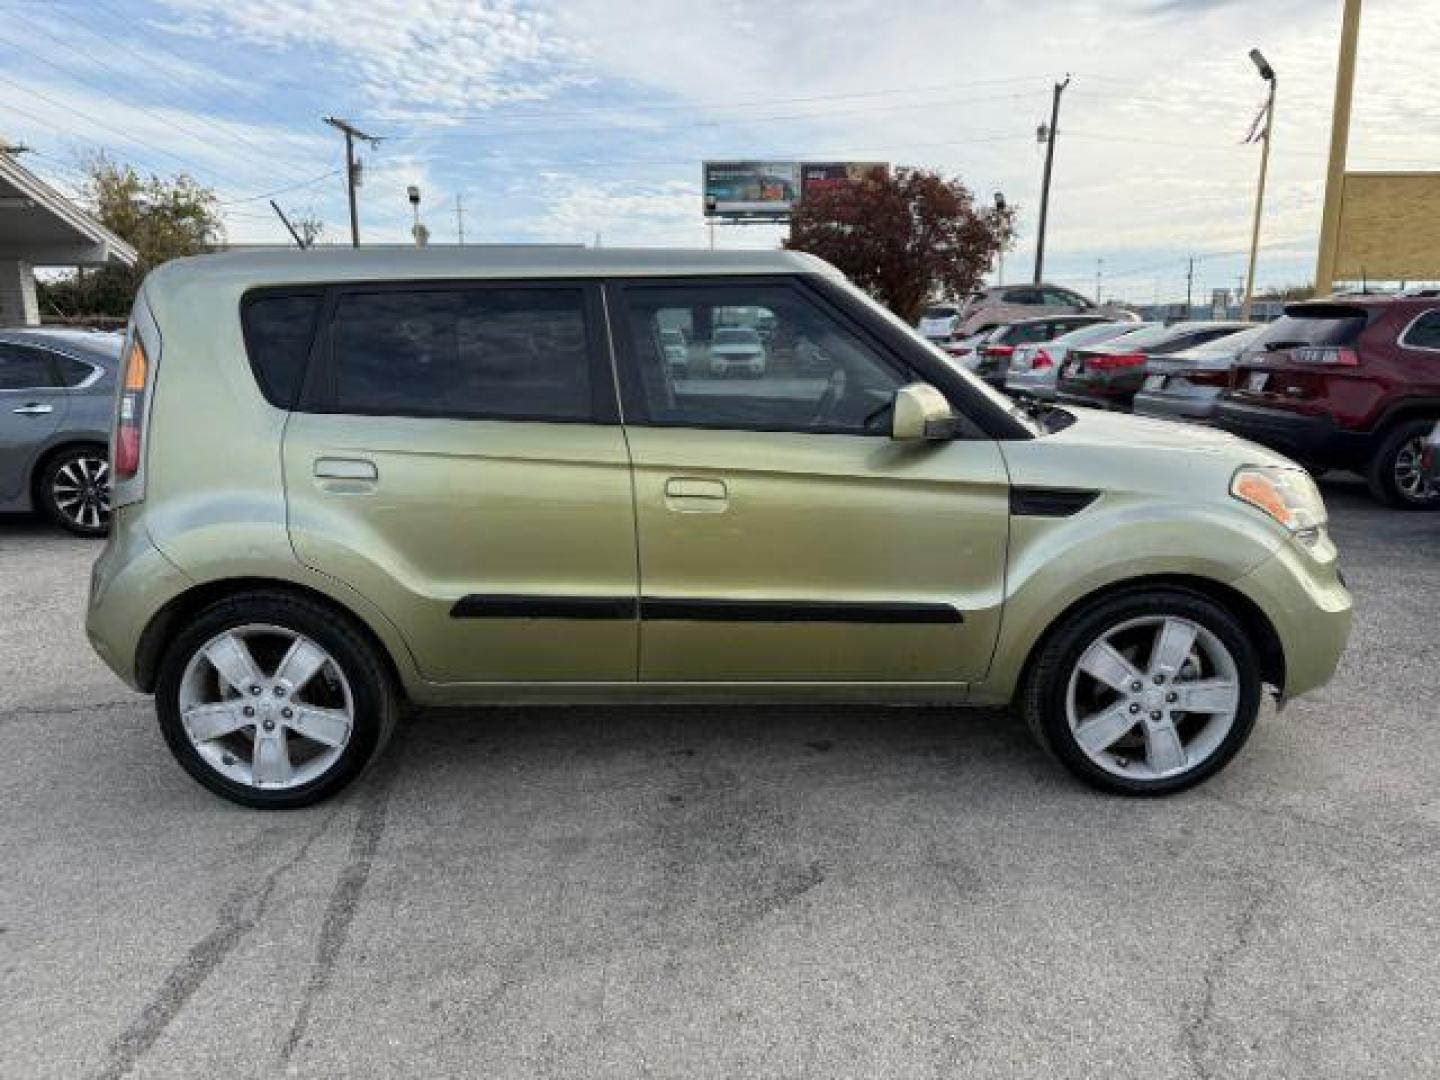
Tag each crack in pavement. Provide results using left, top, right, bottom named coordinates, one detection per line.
left=90, top=807, right=345, bottom=1080
left=279, top=731, right=406, bottom=1067
left=0, top=699, right=145, bottom=725
left=1181, top=877, right=1277, bottom=1080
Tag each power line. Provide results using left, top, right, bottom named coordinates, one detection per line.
left=216, top=168, right=345, bottom=206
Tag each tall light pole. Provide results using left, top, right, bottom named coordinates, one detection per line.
left=1241, top=49, right=1276, bottom=321
left=1315, top=0, right=1363, bottom=296
left=1033, top=74, right=1071, bottom=285
left=994, top=191, right=1007, bottom=284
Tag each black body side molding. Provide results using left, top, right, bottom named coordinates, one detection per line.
left=1009, top=487, right=1100, bottom=517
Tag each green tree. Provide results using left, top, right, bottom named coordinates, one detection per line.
left=38, top=155, right=223, bottom=320
left=785, top=166, right=1015, bottom=324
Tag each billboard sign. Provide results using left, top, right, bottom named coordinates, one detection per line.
left=800, top=162, right=886, bottom=202
left=703, top=162, right=800, bottom=219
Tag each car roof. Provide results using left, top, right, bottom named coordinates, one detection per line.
left=0, top=327, right=123, bottom=362
left=147, top=246, right=842, bottom=291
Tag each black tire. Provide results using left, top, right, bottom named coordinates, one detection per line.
left=155, top=591, right=398, bottom=809
left=1365, top=419, right=1440, bottom=510
left=36, top=444, right=110, bottom=537
left=1021, top=588, right=1263, bottom=796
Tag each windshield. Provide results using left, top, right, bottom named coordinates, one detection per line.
left=1053, top=321, right=1154, bottom=347
left=1188, top=324, right=1266, bottom=355
left=829, top=277, right=1044, bottom=435
left=1254, top=306, right=1370, bottom=350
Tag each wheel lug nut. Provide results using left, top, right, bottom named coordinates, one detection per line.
left=249, top=685, right=262, bottom=695
left=281, top=707, right=293, bottom=719
left=262, top=719, right=276, bottom=732
left=242, top=706, right=255, bottom=718
left=1166, top=692, right=1178, bottom=703
left=1129, top=703, right=1141, bottom=714
left=1130, top=681, right=1142, bottom=692
left=273, top=686, right=286, bottom=697
left=1150, top=711, right=1162, bottom=721
left=1153, top=674, right=1165, bottom=685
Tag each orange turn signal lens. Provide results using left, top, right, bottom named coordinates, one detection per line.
left=123, top=339, right=148, bottom=392
left=1233, top=472, right=1292, bottom=527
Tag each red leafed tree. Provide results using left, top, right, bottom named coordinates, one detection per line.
left=785, top=167, right=1015, bottom=324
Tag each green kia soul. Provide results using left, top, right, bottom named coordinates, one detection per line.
left=86, top=248, right=1351, bottom=808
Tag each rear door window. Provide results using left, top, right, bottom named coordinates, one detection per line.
left=0, top=344, right=59, bottom=390
left=327, top=286, right=596, bottom=421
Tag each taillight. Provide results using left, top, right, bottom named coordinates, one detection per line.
left=115, top=337, right=149, bottom=480
left=1293, top=346, right=1359, bottom=366
left=982, top=345, right=1015, bottom=358
left=1032, top=348, right=1053, bottom=370
left=1088, top=352, right=1146, bottom=371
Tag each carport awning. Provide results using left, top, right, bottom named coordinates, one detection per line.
left=0, top=153, right=138, bottom=268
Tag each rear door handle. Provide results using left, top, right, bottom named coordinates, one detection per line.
left=314, top=457, right=378, bottom=481
left=664, top=477, right=728, bottom=513
left=12, top=403, right=53, bottom=416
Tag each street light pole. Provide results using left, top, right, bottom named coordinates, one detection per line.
left=1033, top=74, right=1071, bottom=285
left=1242, top=50, right=1276, bottom=321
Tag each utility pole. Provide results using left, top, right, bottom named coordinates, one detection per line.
left=1315, top=0, right=1362, bottom=297
left=1033, top=74, right=1071, bottom=285
left=455, top=193, right=466, bottom=245
left=1186, top=255, right=1195, bottom=316
left=1241, top=50, right=1277, bottom=321
left=323, top=117, right=380, bottom=248
left=1095, top=259, right=1104, bottom=304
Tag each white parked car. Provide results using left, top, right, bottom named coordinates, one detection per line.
left=917, top=304, right=961, bottom=342
left=660, top=328, right=689, bottom=376
left=709, top=326, right=767, bottom=377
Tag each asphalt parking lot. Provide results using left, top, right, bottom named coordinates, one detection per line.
left=2, top=479, right=1437, bottom=1080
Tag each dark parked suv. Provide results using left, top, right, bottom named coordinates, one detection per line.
left=1215, top=297, right=1440, bottom=508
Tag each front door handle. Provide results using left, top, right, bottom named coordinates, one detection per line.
left=314, top=457, right=378, bottom=481
left=664, top=477, right=728, bottom=513
left=12, top=403, right=53, bottom=416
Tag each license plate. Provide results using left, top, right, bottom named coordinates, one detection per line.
left=1144, top=374, right=1167, bottom=391
left=1247, top=372, right=1269, bottom=391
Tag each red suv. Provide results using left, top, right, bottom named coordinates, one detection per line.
left=1215, top=297, right=1440, bottom=508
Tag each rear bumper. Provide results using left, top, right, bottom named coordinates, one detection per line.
left=1213, top=398, right=1372, bottom=467
left=1133, top=388, right=1222, bottom=421
left=86, top=512, right=192, bottom=691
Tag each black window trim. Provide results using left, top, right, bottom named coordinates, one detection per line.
left=240, top=287, right=327, bottom=409
left=284, top=278, right=619, bottom=425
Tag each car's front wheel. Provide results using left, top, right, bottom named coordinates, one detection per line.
left=1022, top=589, right=1262, bottom=795
left=155, top=592, right=398, bottom=808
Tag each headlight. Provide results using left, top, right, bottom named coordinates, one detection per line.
left=1231, top=466, right=1327, bottom=535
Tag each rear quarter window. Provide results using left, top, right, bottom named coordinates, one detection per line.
left=241, top=292, right=324, bottom=408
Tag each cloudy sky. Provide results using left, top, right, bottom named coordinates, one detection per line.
left=1, top=0, right=1435, bottom=303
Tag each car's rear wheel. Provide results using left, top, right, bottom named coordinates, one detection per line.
left=155, top=592, right=398, bottom=808
left=1366, top=420, right=1440, bottom=510
left=1022, top=589, right=1262, bottom=795
left=37, top=445, right=110, bottom=537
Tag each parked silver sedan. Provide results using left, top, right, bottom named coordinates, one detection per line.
left=0, top=328, right=121, bottom=536
left=1132, top=325, right=1267, bottom=423
left=1005, top=320, right=1159, bottom=401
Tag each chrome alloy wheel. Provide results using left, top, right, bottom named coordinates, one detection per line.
left=1065, top=615, right=1240, bottom=781
left=50, top=454, right=110, bottom=531
left=178, top=624, right=355, bottom=790
left=1394, top=436, right=1436, bottom=503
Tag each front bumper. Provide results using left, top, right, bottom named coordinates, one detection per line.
left=1214, top=398, right=1372, bottom=468
left=1230, top=531, right=1352, bottom=703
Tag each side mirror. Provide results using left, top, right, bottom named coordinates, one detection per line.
left=891, top=383, right=957, bottom=441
